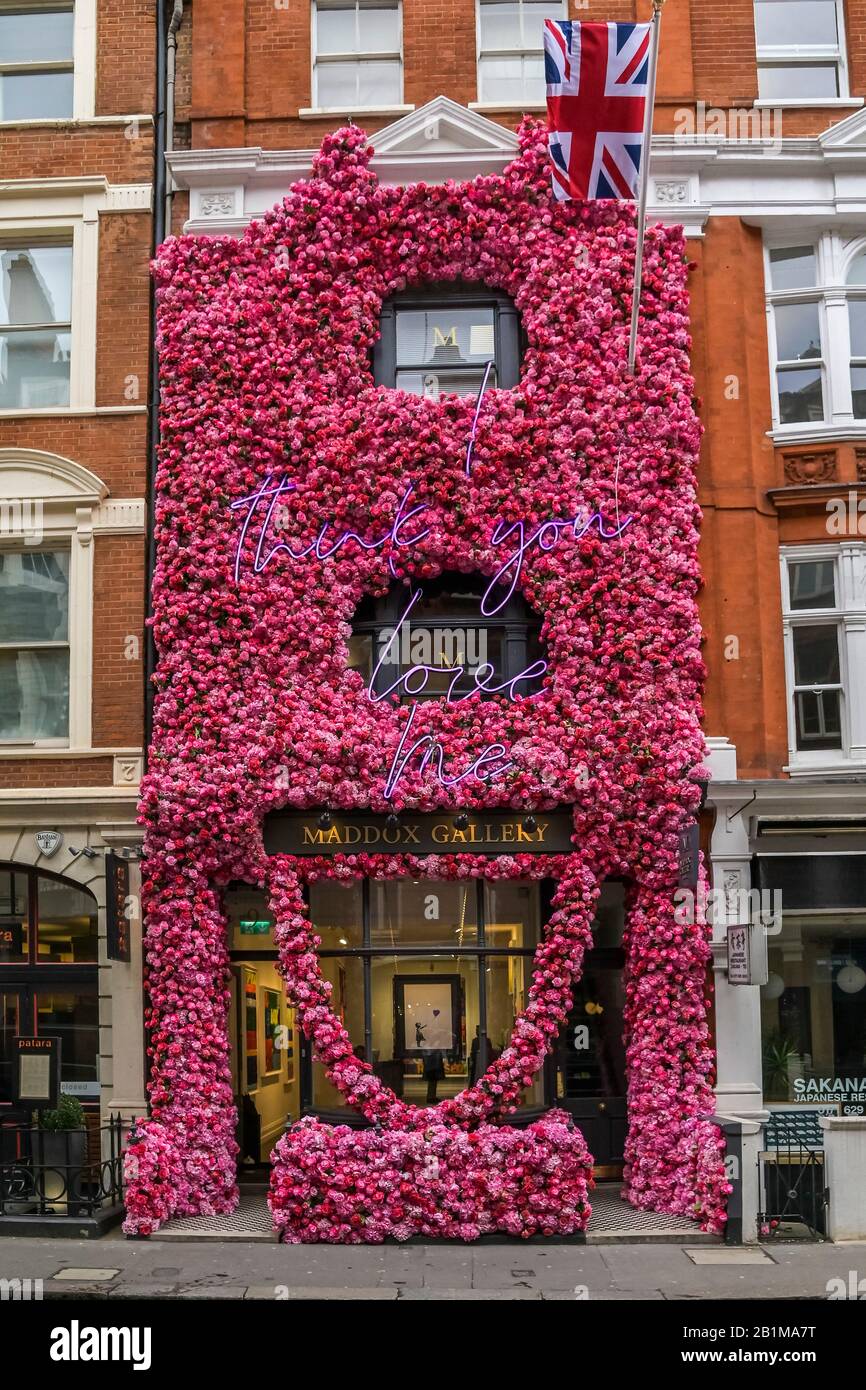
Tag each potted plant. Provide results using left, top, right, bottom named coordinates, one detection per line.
left=32, top=1095, right=88, bottom=1215
left=762, top=1033, right=800, bottom=1102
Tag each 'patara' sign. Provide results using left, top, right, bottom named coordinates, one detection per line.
left=263, top=810, right=575, bottom=856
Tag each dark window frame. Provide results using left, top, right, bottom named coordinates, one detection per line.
left=372, top=280, right=523, bottom=392
left=351, top=570, right=544, bottom=700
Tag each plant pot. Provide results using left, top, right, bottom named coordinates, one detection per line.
left=31, top=1128, right=87, bottom=1216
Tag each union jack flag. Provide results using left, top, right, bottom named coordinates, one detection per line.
left=544, top=20, right=651, bottom=202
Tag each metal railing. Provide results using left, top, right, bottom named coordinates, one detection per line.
left=757, top=1111, right=828, bottom=1240
left=0, top=1114, right=126, bottom=1219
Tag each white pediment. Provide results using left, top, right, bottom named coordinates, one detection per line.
left=820, top=105, right=866, bottom=151
left=373, top=96, right=520, bottom=158
left=0, top=449, right=107, bottom=504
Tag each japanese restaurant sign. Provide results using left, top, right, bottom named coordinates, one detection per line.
left=263, top=809, right=575, bottom=856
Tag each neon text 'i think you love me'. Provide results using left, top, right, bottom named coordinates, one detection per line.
left=230, top=377, right=633, bottom=797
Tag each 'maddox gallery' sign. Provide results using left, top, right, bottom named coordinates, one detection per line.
left=263, top=810, right=575, bottom=856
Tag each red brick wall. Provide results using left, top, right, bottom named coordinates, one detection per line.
left=96, top=213, right=152, bottom=411
left=96, top=0, right=157, bottom=116
left=91, top=536, right=146, bottom=749
left=0, top=0, right=152, bottom=793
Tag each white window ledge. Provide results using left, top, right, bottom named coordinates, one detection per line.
left=768, top=423, right=866, bottom=445
left=0, top=406, right=147, bottom=419
left=784, top=761, right=866, bottom=776
left=0, top=115, right=153, bottom=129
left=298, top=105, right=415, bottom=120
left=469, top=102, right=546, bottom=113
left=754, top=98, right=864, bottom=109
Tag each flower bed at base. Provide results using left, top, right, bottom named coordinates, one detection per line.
left=268, top=1111, right=594, bottom=1243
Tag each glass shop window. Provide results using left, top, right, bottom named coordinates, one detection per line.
left=761, top=912, right=866, bottom=1113
left=374, top=283, right=522, bottom=398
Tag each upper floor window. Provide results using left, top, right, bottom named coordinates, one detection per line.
left=349, top=573, right=545, bottom=702
left=754, top=0, right=848, bottom=101
left=373, top=283, right=522, bottom=398
left=764, top=236, right=866, bottom=433
left=312, top=0, right=402, bottom=109
left=477, top=0, right=564, bottom=106
left=0, top=242, right=72, bottom=409
left=781, top=546, right=866, bottom=770
left=847, top=252, right=866, bottom=419
left=0, top=3, right=75, bottom=120
left=0, top=547, right=70, bottom=743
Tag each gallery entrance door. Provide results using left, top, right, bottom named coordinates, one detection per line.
left=552, top=939, right=627, bottom=1175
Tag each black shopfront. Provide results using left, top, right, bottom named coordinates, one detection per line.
left=225, top=811, right=627, bottom=1174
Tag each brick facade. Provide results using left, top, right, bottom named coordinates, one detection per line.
left=0, top=0, right=153, bottom=794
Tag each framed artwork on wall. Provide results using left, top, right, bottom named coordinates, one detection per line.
left=243, top=967, right=258, bottom=1091
left=393, top=975, right=463, bottom=1060
left=263, top=987, right=281, bottom=1075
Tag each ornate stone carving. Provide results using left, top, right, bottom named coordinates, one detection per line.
left=199, top=191, right=236, bottom=218
left=654, top=180, right=689, bottom=204
left=782, top=450, right=837, bottom=484
left=855, top=448, right=866, bottom=481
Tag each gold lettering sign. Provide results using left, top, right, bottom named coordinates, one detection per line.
left=266, top=811, right=572, bottom=856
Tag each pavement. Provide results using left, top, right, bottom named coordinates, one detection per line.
left=1, top=1233, right=866, bottom=1300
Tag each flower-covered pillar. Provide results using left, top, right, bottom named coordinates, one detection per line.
left=620, top=859, right=726, bottom=1229
left=124, top=857, right=239, bottom=1233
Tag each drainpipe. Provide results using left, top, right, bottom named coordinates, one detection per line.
left=145, top=1, right=184, bottom=765
left=165, top=2, right=184, bottom=231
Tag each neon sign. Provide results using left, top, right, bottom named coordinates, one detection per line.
left=230, top=436, right=633, bottom=798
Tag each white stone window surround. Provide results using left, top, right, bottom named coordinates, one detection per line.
left=0, top=0, right=96, bottom=123
left=754, top=0, right=851, bottom=104
left=764, top=231, right=866, bottom=439
left=306, top=0, right=411, bottom=118
left=0, top=178, right=151, bottom=418
left=780, top=542, right=866, bottom=775
left=0, top=448, right=145, bottom=756
left=472, top=0, right=565, bottom=112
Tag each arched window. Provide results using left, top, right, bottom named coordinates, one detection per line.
left=373, top=281, right=522, bottom=397
left=0, top=864, right=99, bottom=1109
left=348, top=572, right=545, bottom=701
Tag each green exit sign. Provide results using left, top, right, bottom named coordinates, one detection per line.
left=240, top=919, right=271, bottom=935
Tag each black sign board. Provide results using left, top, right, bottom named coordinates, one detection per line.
left=677, top=822, right=700, bottom=889
left=263, top=810, right=575, bottom=856
left=14, top=1035, right=61, bottom=1108
left=106, top=851, right=131, bottom=962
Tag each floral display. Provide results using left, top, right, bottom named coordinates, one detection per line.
left=123, top=116, right=730, bottom=1240
left=270, top=1110, right=594, bottom=1243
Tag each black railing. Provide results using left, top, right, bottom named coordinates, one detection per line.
left=758, top=1111, right=828, bottom=1240
left=0, top=1115, right=126, bottom=1219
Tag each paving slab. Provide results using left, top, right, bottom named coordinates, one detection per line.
left=177, top=1285, right=249, bottom=1299
left=245, top=1286, right=399, bottom=1300
left=51, top=1267, right=119, bottom=1281
left=685, top=1248, right=776, bottom=1266
left=400, top=1288, right=543, bottom=1300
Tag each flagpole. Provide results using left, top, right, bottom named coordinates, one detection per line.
left=627, top=0, right=664, bottom=376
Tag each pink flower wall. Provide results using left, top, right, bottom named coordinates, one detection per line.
left=123, top=119, right=729, bottom=1240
